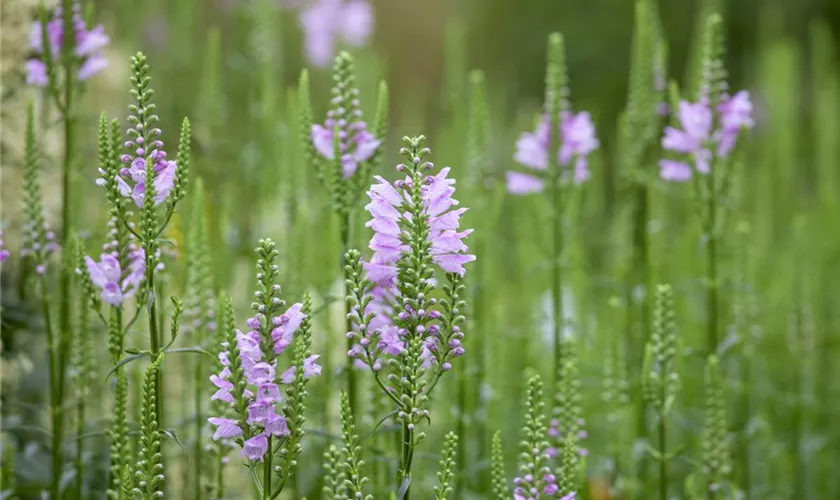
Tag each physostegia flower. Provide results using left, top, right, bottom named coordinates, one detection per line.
left=208, top=240, right=320, bottom=468
left=507, top=111, right=599, bottom=194
left=83, top=245, right=145, bottom=307
left=311, top=52, right=381, bottom=180
left=659, top=90, right=753, bottom=181
left=114, top=124, right=177, bottom=208
left=349, top=137, right=474, bottom=373
left=300, top=0, right=373, bottom=68
left=344, top=136, right=473, bottom=492
left=26, top=2, right=109, bottom=86
left=0, top=230, right=9, bottom=263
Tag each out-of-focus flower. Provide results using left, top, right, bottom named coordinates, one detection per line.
left=659, top=91, right=754, bottom=182
left=0, top=230, right=9, bottom=263
left=26, top=3, right=110, bottom=86
left=300, top=0, right=373, bottom=67
left=507, top=111, right=599, bottom=194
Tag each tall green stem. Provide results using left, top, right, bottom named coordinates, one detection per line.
left=146, top=264, right=163, bottom=428
left=193, top=349, right=203, bottom=499
left=658, top=393, right=667, bottom=500
left=41, top=277, right=60, bottom=499
left=54, top=17, right=77, bottom=498
left=706, top=171, right=719, bottom=354
left=75, top=390, right=86, bottom=500
left=399, top=421, right=416, bottom=500
left=634, top=182, right=651, bottom=493
left=263, top=436, right=273, bottom=499
left=550, top=151, right=564, bottom=394
left=341, top=212, right=358, bottom=415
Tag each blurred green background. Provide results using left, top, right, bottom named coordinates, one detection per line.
left=3, top=0, right=840, bottom=498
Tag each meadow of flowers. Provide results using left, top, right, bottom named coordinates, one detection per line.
left=1, top=0, right=838, bottom=499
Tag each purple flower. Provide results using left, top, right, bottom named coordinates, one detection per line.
left=256, top=383, right=282, bottom=403
left=264, top=413, right=291, bottom=437
left=21, top=222, right=59, bottom=273
left=210, top=373, right=235, bottom=404
left=659, top=92, right=754, bottom=181
left=423, top=168, right=476, bottom=275
left=241, top=434, right=269, bottom=461
left=364, top=168, right=475, bottom=282
left=208, top=417, right=243, bottom=440
left=506, top=171, right=546, bottom=195
left=247, top=400, right=273, bottom=424
left=312, top=120, right=380, bottom=178
left=716, top=90, right=754, bottom=156
left=26, top=5, right=109, bottom=87
left=0, top=230, right=9, bottom=263
left=84, top=249, right=145, bottom=306
left=246, top=362, right=275, bottom=385
left=280, top=355, right=322, bottom=384
left=270, top=303, right=305, bottom=354
left=117, top=147, right=178, bottom=208
left=300, top=0, right=373, bottom=68
left=507, top=111, right=599, bottom=194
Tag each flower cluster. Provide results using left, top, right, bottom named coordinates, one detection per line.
left=0, top=230, right=9, bottom=263
left=365, top=166, right=474, bottom=284
left=208, top=241, right=321, bottom=462
left=513, top=469, right=576, bottom=500
left=83, top=245, right=145, bottom=307
left=114, top=128, right=177, bottom=208
left=26, top=2, right=109, bottom=86
left=300, top=0, right=373, bottom=68
left=545, top=418, right=588, bottom=459
left=659, top=90, right=754, bottom=181
left=311, top=52, right=380, bottom=180
left=507, top=111, right=599, bottom=194
left=20, top=221, right=58, bottom=275
left=346, top=152, right=474, bottom=372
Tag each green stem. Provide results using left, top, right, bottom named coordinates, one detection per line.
left=75, top=393, right=85, bottom=500
left=215, top=451, right=224, bottom=499
left=633, top=182, right=651, bottom=493
left=550, top=168, right=564, bottom=392
left=194, top=346, right=203, bottom=500
left=739, top=351, right=751, bottom=498
left=341, top=212, right=358, bottom=416
left=54, top=24, right=77, bottom=499
left=706, top=177, right=718, bottom=354
left=399, top=421, right=415, bottom=500
left=454, top=360, right=467, bottom=497
left=658, top=412, right=667, bottom=500
left=263, top=436, right=273, bottom=500
left=146, top=263, right=164, bottom=433
left=41, top=278, right=61, bottom=500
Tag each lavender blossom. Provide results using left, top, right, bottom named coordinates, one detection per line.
left=83, top=245, right=145, bottom=306
left=364, top=165, right=475, bottom=285
left=507, top=111, right=599, bottom=194
left=659, top=91, right=754, bottom=181
left=115, top=126, right=177, bottom=208
left=300, top=0, right=373, bottom=68
left=26, top=2, right=109, bottom=86
left=208, top=241, right=320, bottom=471
left=0, top=230, right=8, bottom=263
left=20, top=221, right=59, bottom=275
left=311, top=52, right=381, bottom=180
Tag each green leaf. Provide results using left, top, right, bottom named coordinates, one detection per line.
left=163, top=346, right=215, bottom=358
left=105, top=353, right=145, bottom=379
